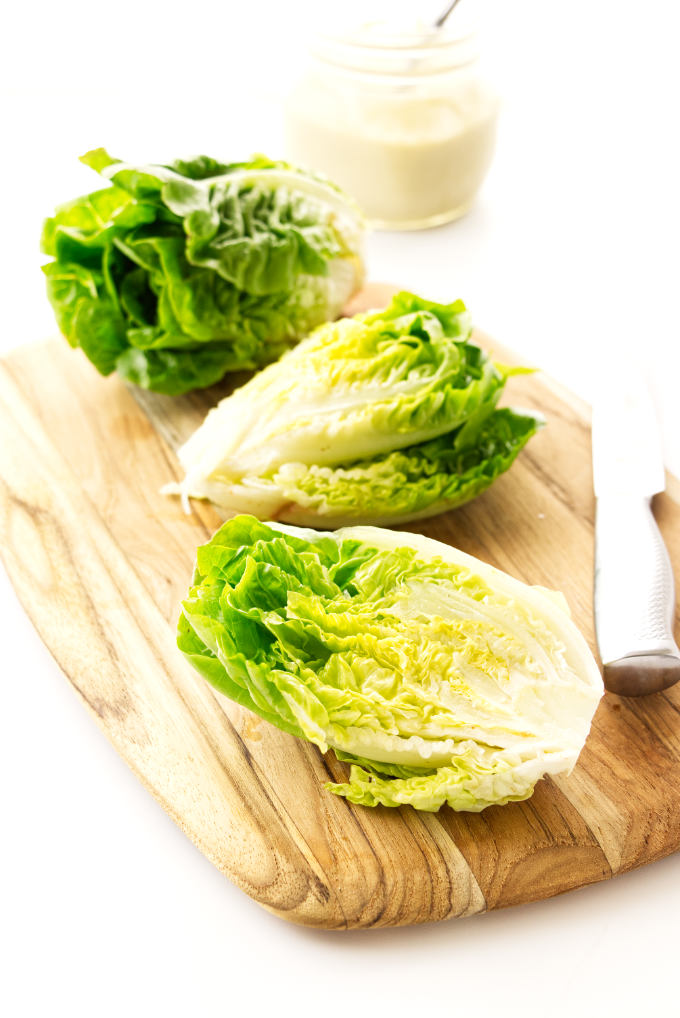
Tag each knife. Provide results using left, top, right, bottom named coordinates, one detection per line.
left=592, top=381, right=680, bottom=696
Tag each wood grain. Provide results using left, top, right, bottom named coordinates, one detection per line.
left=1, top=293, right=679, bottom=928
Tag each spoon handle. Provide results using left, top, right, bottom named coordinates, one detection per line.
left=433, top=0, right=464, bottom=29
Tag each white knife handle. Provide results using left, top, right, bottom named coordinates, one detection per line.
left=595, top=495, right=680, bottom=696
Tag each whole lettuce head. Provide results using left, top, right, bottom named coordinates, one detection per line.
left=41, top=149, right=364, bottom=394
left=178, top=516, right=603, bottom=812
left=171, top=291, right=543, bottom=526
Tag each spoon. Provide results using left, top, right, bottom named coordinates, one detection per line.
left=433, top=0, right=464, bottom=29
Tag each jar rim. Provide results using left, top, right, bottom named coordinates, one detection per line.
left=317, top=23, right=476, bottom=51
left=309, top=22, right=479, bottom=78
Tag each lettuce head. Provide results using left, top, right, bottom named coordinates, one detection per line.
left=41, top=150, right=364, bottom=394
left=170, top=291, right=543, bottom=526
left=178, top=516, right=603, bottom=812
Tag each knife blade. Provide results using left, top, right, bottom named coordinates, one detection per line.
left=592, top=380, right=680, bottom=695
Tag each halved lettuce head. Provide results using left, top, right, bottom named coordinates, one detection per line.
left=178, top=516, right=603, bottom=812
left=170, top=291, right=543, bottom=526
left=41, top=150, right=364, bottom=394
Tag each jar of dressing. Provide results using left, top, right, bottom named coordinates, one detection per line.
left=284, top=21, right=499, bottom=230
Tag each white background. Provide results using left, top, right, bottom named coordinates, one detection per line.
left=2, top=1, right=680, bottom=1015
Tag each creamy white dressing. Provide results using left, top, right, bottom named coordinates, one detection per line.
left=285, top=24, right=499, bottom=229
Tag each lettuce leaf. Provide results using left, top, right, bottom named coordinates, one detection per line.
left=272, top=408, right=541, bottom=526
left=178, top=516, right=603, bottom=812
left=41, top=150, right=364, bottom=394
left=171, top=291, right=543, bottom=525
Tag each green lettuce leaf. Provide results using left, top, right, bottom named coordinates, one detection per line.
left=42, top=149, right=364, bottom=394
left=178, top=516, right=603, bottom=812
left=172, top=292, right=543, bottom=525
left=272, top=408, right=541, bottom=526
left=42, top=261, right=127, bottom=374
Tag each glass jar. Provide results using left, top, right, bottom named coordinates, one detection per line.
left=284, top=22, right=499, bottom=230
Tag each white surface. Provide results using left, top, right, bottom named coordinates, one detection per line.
left=2, top=1, right=679, bottom=1015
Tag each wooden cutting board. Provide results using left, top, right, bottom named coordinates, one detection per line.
left=1, top=283, right=679, bottom=929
